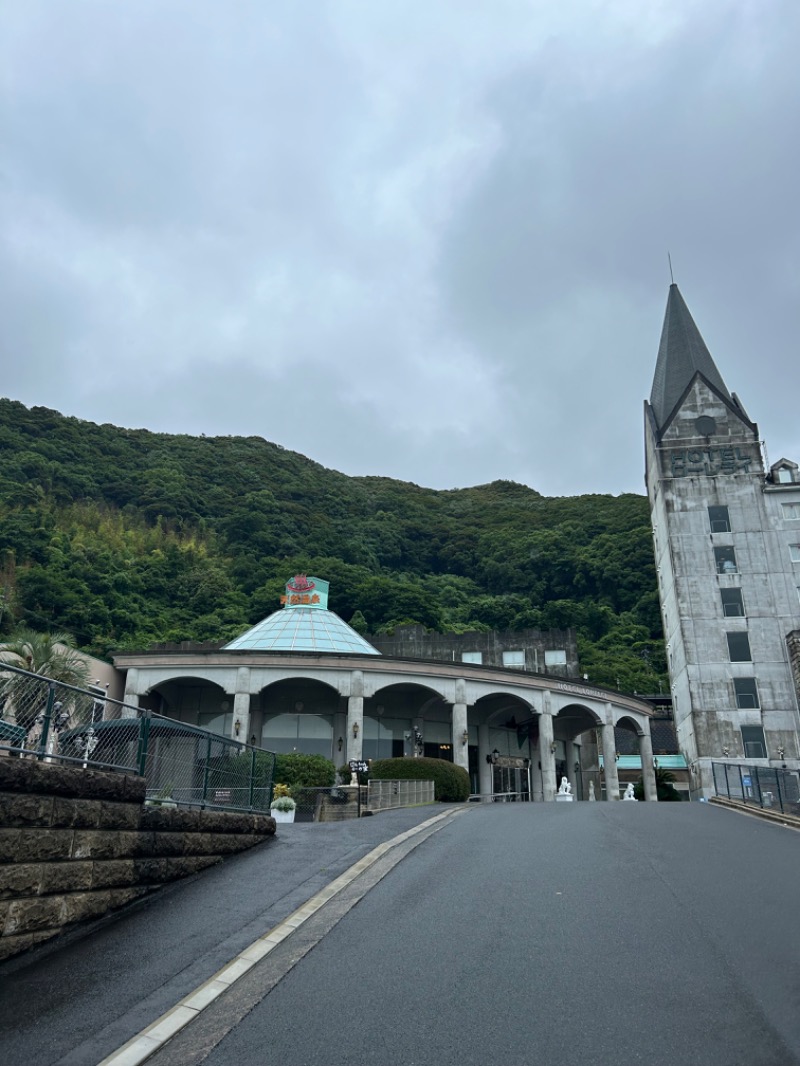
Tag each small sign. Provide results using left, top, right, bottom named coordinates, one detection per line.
left=741, top=776, right=751, bottom=788
left=349, top=760, right=368, bottom=774
left=214, top=789, right=232, bottom=803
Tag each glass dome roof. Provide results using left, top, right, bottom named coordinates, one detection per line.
left=223, top=607, right=380, bottom=655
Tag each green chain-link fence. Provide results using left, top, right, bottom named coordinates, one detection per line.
left=0, top=663, right=275, bottom=813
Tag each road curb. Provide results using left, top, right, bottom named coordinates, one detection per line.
left=710, top=796, right=800, bottom=830
left=97, top=807, right=467, bottom=1066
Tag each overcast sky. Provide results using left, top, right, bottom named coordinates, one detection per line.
left=1, top=1, right=797, bottom=498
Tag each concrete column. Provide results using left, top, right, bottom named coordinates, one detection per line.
left=602, top=707, right=620, bottom=800
left=565, top=740, right=578, bottom=799
left=478, top=722, right=492, bottom=797
left=334, top=712, right=347, bottom=765
left=451, top=702, right=469, bottom=772
left=347, top=695, right=363, bottom=762
left=639, top=727, right=658, bottom=802
left=121, top=669, right=139, bottom=719
left=539, top=711, right=557, bottom=802
left=232, top=692, right=251, bottom=743
left=230, top=667, right=252, bottom=744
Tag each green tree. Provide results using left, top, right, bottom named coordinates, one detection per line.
left=0, top=627, right=91, bottom=734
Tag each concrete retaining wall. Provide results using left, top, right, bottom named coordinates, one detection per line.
left=0, top=758, right=275, bottom=962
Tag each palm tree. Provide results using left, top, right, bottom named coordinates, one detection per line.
left=0, top=628, right=91, bottom=735
left=634, top=765, right=683, bottom=801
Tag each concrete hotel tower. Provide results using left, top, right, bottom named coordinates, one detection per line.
left=644, top=285, right=800, bottom=797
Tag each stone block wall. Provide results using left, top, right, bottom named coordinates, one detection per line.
left=0, top=758, right=275, bottom=962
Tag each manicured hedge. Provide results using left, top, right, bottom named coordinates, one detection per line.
left=369, top=757, right=470, bottom=802
left=274, top=753, right=336, bottom=789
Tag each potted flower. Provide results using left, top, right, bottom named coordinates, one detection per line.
left=270, top=784, right=296, bottom=824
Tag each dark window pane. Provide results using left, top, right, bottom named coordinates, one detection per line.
left=733, top=678, right=759, bottom=709
left=741, top=725, right=766, bottom=759
left=727, top=632, right=752, bottom=662
left=714, top=546, right=737, bottom=574
left=708, top=505, right=731, bottom=533
left=721, top=588, right=745, bottom=617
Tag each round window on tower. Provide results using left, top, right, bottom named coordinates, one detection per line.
left=695, top=415, right=717, bottom=437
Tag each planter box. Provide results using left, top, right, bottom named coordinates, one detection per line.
left=271, top=809, right=295, bottom=823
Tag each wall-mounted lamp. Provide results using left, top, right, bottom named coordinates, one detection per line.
left=722, top=746, right=730, bottom=758
left=352, top=721, right=359, bottom=738
left=614, top=751, right=620, bottom=762
left=653, top=757, right=659, bottom=769
left=777, top=745, right=785, bottom=760
left=337, top=736, right=343, bottom=752
left=549, top=741, right=557, bottom=755
left=461, top=729, right=469, bottom=746
left=234, top=720, right=241, bottom=737
left=250, top=734, right=256, bottom=747
left=574, top=761, right=581, bottom=775
left=487, top=748, right=500, bottom=765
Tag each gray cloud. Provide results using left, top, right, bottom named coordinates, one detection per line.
left=1, top=1, right=797, bottom=497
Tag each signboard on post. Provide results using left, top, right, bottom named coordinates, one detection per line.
left=349, top=760, right=368, bottom=775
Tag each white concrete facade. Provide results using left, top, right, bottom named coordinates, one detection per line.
left=114, top=650, right=657, bottom=801
left=645, top=299, right=800, bottom=797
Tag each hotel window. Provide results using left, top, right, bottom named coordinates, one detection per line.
left=727, top=632, right=752, bottom=663
left=791, top=544, right=800, bottom=563
left=461, top=651, right=482, bottom=665
left=733, top=678, right=759, bottom=709
left=544, top=649, right=567, bottom=667
left=741, top=725, right=767, bottom=760
left=708, top=505, right=731, bottom=533
left=782, top=503, right=800, bottom=521
left=720, top=588, right=744, bottom=617
left=502, top=650, right=525, bottom=669
left=776, top=467, right=794, bottom=484
left=714, top=546, right=738, bottom=574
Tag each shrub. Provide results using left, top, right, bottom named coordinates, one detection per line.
left=274, top=752, right=336, bottom=789
left=633, top=766, right=683, bottom=801
left=271, top=795, right=296, bottom=812
left=369, top=757, right=470, bottom=802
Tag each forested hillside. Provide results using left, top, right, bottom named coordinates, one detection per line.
left=0, top=399, right=666, bottom=692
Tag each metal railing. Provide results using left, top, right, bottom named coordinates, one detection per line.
left=0, top=663, right=276, bottom=814
left=712, top=761, right=800, bottom=816
left=367, top=779, right=435, bottom=811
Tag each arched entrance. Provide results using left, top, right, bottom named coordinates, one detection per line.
left=367, top=683, right=450, bottom=763
left=552, top=702, right=603, bottom=801
left=257, top=678, right=343, bottom=759
left=144, top=677, right=232, bottom=735
left=473, top=693, right=536, bottom=800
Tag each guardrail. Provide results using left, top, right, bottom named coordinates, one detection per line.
left=711, top=760, right=800, bottom=816
left=468, top=791, right=531, bottom=802
left=367, top=779, right=435, bottom=811
left=0, top=662, right=276, bottom=814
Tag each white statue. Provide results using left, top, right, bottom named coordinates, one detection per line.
left=557, top=776, right=572, bottom=795
left=623, top=782, right=637, bottom=801
left=588, top=781, right=596, bottom=802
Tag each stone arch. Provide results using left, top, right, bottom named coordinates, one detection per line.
left=143, top=676, right=232, bottom=737
left=366, top=682, right=450, bottom=760
left=256, top=677, right=343, bottom=759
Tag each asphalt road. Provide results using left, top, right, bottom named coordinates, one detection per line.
left=2, top=803, right=799, bottom=1066
left=0, top=806, right=441, bottom=1066
left=154, top=803, right=800, bottom=1066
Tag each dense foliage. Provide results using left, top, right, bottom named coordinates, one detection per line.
left=0, top=399, right=667, bottom=691
left=273, top=753, right=336, bottom=789
left=370, top=757, right=471, bottom=802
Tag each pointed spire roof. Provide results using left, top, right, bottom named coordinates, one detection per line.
left=223, top=607, right=380, bottom=654
left=649, top=284, right=733, bottom=429
left=223, top=575, right=380, bottom=655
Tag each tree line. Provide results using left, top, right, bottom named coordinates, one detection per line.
left=0, top=399, right=667, bottom=692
